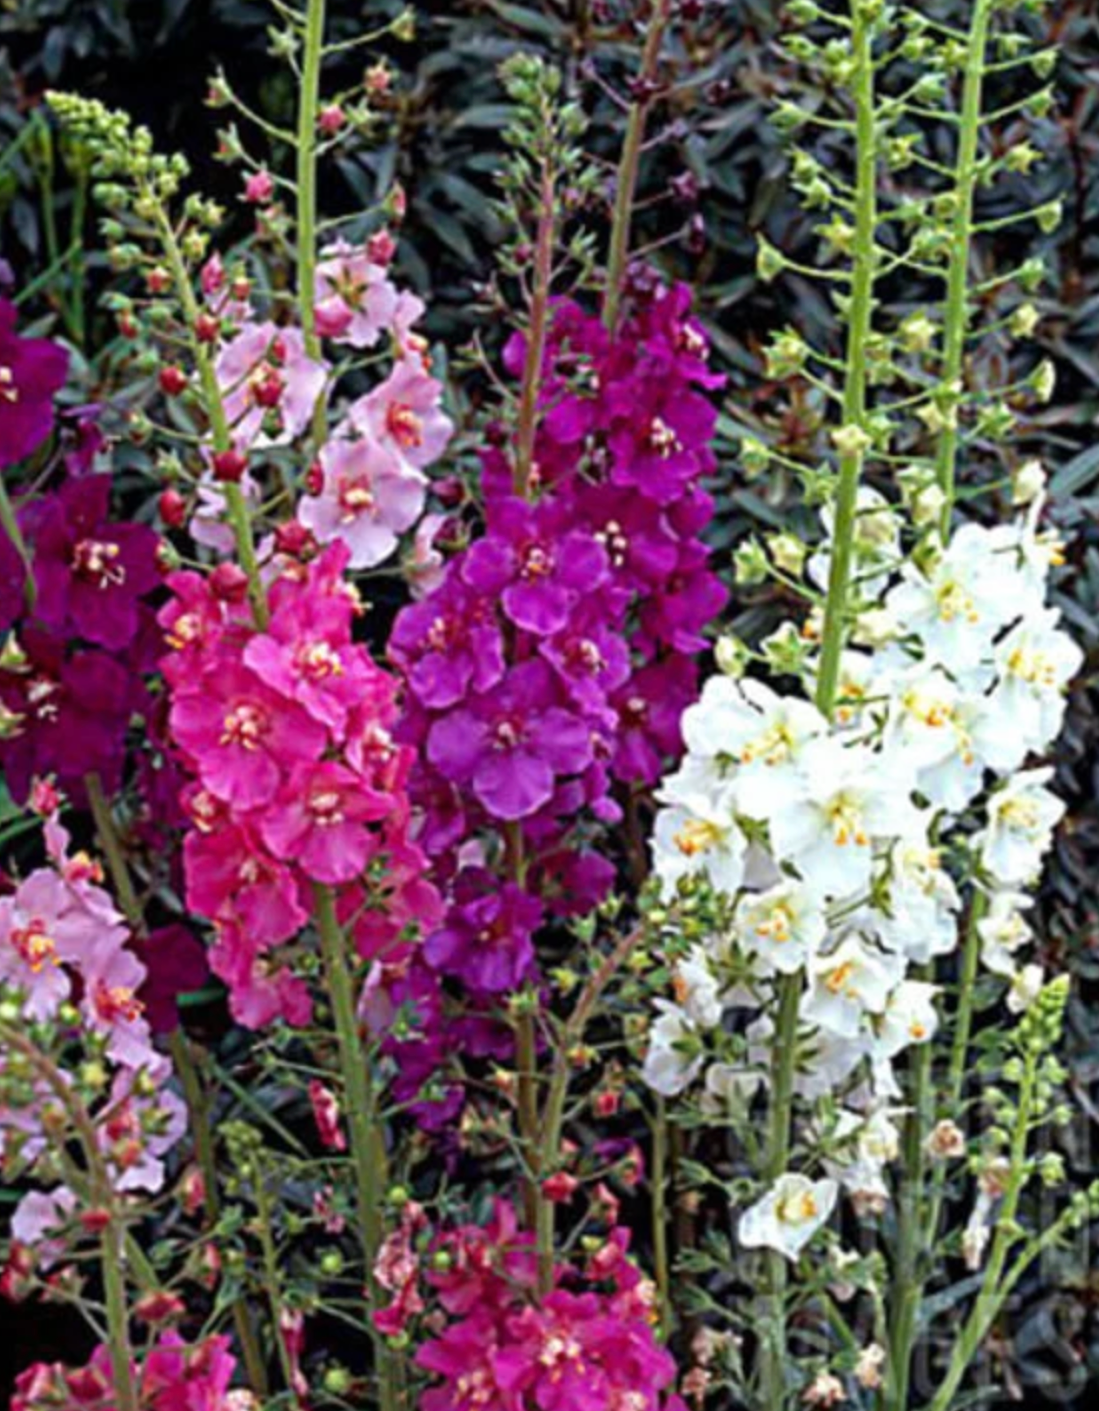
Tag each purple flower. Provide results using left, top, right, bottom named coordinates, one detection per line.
left=32, top=476, right=162, bottom=650
left=426, top=661, right=593, bottom=820
left=461, top=498, right=608, bottom=637
left=133, top=924, right=210, bottom=1035
left=389, top=572, right=506, bottom=710
left=425, top=870, right=542, bottom=994
left=0, top=300, right=69, bottom=468
left=606, top=380, right=717, bottom=504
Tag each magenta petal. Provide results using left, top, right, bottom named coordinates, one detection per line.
left=474, top=750, right=554, bottom=819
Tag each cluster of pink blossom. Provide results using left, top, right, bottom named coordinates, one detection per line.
left=161, top=539, right=441, bottom=1027
left=11, top=1334, right=238, bottom=1411
left=0, top=804, right=185, bottom=1256
left=385, top=276, right=726, bottom=1108
left=412, top=1201, right=686, bottom=1411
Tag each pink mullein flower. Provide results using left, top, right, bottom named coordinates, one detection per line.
left=260, top=759, right=391, bottom=884
left=314, top=240, right=399, bottom=347
left=169, top=658, right=328, bottom=809
left=216, top=322, right=327, bottom=446
left=347, top=355, right=453, bottom=472
left=297, top=430, right=427, bottom=570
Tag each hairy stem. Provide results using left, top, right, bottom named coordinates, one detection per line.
left=514, top=168, right=557, bottom=497
left=760, top=13, right=878, bottom=1407
left=296, top=0, right=329, bottom=448
left=603, top=0, right=673, bottom=330
left=312, top=883, right=398, bottom=1411
left=935, top=0, right=995, bottom=530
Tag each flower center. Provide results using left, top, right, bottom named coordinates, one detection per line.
left=338, top=475, right=375, bottom=520
left=297, top=640, right=343, bottom=681
left=596, top=519, right=629, bottom=567
left=521, top=543, right=554, bottom=580
left=93, top=981, right=144, bottom=1024
left=645, top=416, right=682, bottom=459
left=740, top=722, right=793, bottom=767
left=0, top=365, right=18, bottom=404
left=1006, top=646, right=1058, bottom=688
left=935, top=579, right=979, bottom=625
left=72, top=539, right=125, bottom=590
left=492, top=717, right=524, bottom=751
left=1000, top=797, right=1039, bottom=831
left=220, top=702, right=269, bottom=750
left=826, top=796, right=869, bottom=847
left=901, top=687, right=952, bottom=728
left=10, top=920, right=58, bottom=973
left=777, top=1190, right=819, bottom=1226
left=673, top=819, right=723, bottom=857
left=755, top=902, right=794, bottom=944
left=387, top=402, right=424, bottom=449
left=823, top=960, right=859, bottom=997
left=308, top=788, right=345, bottom=826
left=27, top=677, right=60, bottom=722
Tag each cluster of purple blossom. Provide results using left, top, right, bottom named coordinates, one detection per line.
left=11, top=1334, right=238, bottom=1411
left=386, top=278, right=726, bottom=1104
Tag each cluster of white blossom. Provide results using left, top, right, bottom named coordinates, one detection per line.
left=644, top=481, right=1079, bottom=1261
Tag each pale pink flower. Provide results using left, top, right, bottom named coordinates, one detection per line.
left=314, top=241, right=400, bottom=348
left=216, top=322, right=327, bottom=447
left=298, top=432, right=427, bottom=569
left=347, top=356, right=453, bottom=472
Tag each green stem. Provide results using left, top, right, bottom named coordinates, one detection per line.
left=514, top=167, right=556, bottom=497
left=296, top=0, right=329, bottom=449
left=312, top=883, right=398, bottom=1411
left=759, top=15, right=878, bottom=1408
left=151, top=203, right=268, bottom=628
left=0, top=474, right=37, bottom=612
left=926, top=1053, right=1037, bottom=1411
left=652, top=1098, right=673, bottom=1338
left=102, top=1220, right=139, bottom=1411
left=603, top=0, right=672, bottom=330
left=935, top=0, right=994, bottom=531
left=253, top=1171, right=305, bottom=1407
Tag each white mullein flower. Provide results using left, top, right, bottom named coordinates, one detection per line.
left=796, top=1025, right=869, bottom=1101
left=702, top=1058, right=766, bottom=1113
left=974, top=609, right=1083, bottom=772
left=882, top=664, right=962, bottom=769
left=1007, top=962, right=1045, bottom=1015
left=987, top=495, right=1066, bottom=608
left=809, top=486, right=902, bottom=603
left=802, top=935, right=904, bottom=1040
left=876, top=844, right=961, bottom=963
left=719, top=679, right=829, bottom=823
left=769, top=739, right=921, bottom=900
left=733, top=882, right=827, bottom=976
left=642, top=1001, right=704, bottom=1097
left=871, top=980, right=940, bottom=1060
left=738, top=1173, right=839, bottom=1261
left=976, top=767, right=1065, bottom=885
left=672, top=945, right=725, bottom=1028
left=651, top=800, right=746, bottom=899
left=885, top=522, right=1019, bottom=675
left=914, top=694, right=988, bottom=813
left=977, top=890, right=1035, bottom=977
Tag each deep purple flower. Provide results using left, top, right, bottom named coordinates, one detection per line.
left=426, top=661, right=593, bottom=820
left=0, top=528, right=24, bottom=634
left=425, top=870, right=542, bottom=994
left=0, top=630, right=136, bottom=802
left=0, top=300, right=69, bottom=468
left=461, top=498, right=608, bottom=637
left=606, top=380, right=717, bottom=504
left=33, top=476, right=162, bottom=650
left=133, top=924, right=210, bottom=1034
left=611, top=656, right=699, bottom=785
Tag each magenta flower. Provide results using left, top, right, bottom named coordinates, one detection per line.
left=417, top=1314, right=525, bottom=1411
left=33, top=475, right=161, bottom=650
left=169, top=658, right=327, bottom=809
left=606, top=380, right=717, bottom=504
left=260, top=759, right=391, bottom=885
left=0, top=299, right=69, bottom=468
left=314, top=240, right=400, bottom=347
left=461, top=497, right=609, bottom=638
left=424, top=872, right=542, bottom=995
left=347, top=355, right=453, bottom=471
left=426, top=661, right=593, bottom=820
left=216, top=321, right=327, bottom=446
left=184, top=818, right=308, bottom=945
left=297, top=430, right=426, bottom=569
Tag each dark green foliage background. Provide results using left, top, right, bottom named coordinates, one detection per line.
left=1, top=1, right=1098, bottom=1404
